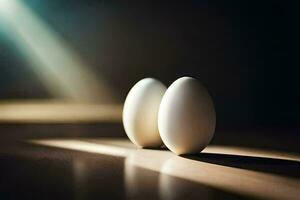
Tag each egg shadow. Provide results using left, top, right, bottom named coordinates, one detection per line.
left=182, top=153, right=300, bottom=178
left=142, top=145, right=169, bottom=151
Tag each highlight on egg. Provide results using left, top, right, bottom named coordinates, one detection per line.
left=158, top=77, right=216, bottom=155
left=123, top=78, right=167, bottom=148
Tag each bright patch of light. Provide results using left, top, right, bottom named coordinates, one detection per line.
left=0, top=101, right=122, bottom=123
left=0, top=0, right=14, bottom=12
left=30, top=140, right=132, bottom=157
left=0, top=0, right=18, bottom=22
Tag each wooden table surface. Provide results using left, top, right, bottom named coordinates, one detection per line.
left=0, top=138, right=299, bottom=200
left=0, top=102, right=299, bottom=199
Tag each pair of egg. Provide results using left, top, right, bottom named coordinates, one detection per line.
left=122, top=77, right=216, bottom=155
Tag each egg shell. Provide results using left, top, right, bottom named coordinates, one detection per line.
left=123, top=78, right=167, bottom=148
left=158, top=77, right=216, bottom=155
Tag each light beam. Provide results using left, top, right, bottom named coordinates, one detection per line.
left=0, top=0, right=115, bottom=102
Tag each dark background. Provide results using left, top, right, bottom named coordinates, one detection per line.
left=0, top=1, right=299, bottom=132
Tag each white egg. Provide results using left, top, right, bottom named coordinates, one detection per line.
left=123, top=78, right=167, bottom=148
left=158, top=77, right=216, bottom=155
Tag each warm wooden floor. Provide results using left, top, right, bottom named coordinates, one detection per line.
left=0, top=138, right=298, bottom=200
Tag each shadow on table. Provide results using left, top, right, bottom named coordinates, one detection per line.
left=184, top=153, right=300, bottom=178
